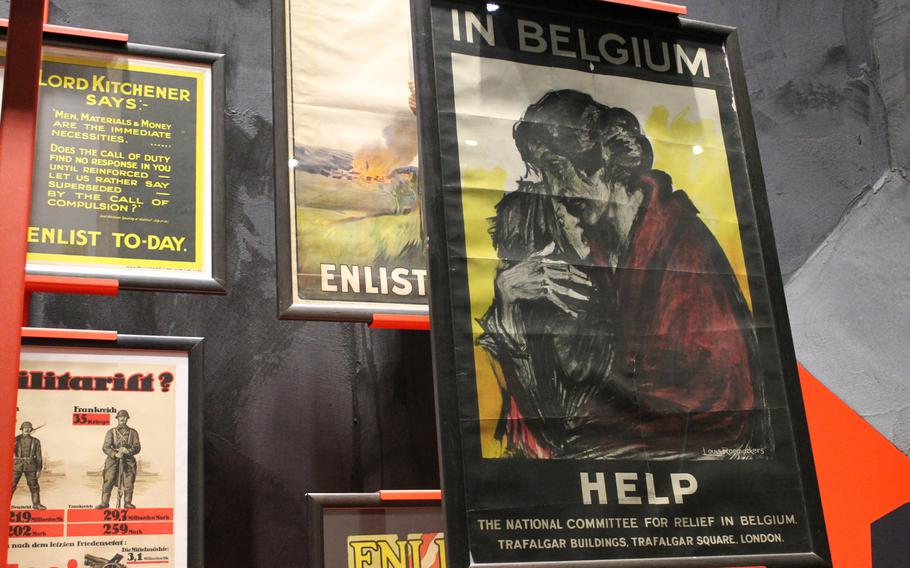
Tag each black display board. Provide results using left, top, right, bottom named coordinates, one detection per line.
left=412, top=0, right=830, bottom=566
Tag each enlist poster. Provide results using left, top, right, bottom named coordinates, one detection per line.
left=319, top=504, right=445, bottom=568
left=9, top=347, right=190, bottom=568
left=416, top=1, right=827, bottom=566
left=0, top=42, right=214, bottom=285
left=283, top=0, right=428, bottom=317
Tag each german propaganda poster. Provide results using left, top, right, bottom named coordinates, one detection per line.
left=319, top=505, right=445, bottom=567
left=0, top=41, right=216, bottom=289
left=9, top=346, right=191, bottom=568
left=414, top=1, right=829, bottom=565
left=280, top=0, right=428, bottom=319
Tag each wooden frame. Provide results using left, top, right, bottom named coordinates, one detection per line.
left=412, top=0, right=830, bottom=566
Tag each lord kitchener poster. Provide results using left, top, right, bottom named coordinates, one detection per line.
left=414, top=1, right=828, bottom=566
left=279, top=0, right=428, bottom=319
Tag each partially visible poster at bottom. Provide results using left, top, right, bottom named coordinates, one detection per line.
left=322, top=507, right=445, bottom=568
left=9, top=346, right=190, bottom=568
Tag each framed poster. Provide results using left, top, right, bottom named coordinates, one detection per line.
left=0, top=35, right=225, bottom=293
left=9, top=335, right=203, bottom=568
left=307, top=493, right=445, bottom=567
left=412, top=0, right=830, bottom=566
left=273, top=0, right=429, bottom=321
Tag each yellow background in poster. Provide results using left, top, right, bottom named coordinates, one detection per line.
left=0, top=45, right=208, bottom=272
left=346, top=533, right=445, bottom=567
left=449, top=54, right=751, bottom=458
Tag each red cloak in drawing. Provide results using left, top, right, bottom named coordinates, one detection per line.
left=481, top=171, right=769, bottom=459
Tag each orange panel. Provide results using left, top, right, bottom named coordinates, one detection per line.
left=800, top=365, right=910, bottom=567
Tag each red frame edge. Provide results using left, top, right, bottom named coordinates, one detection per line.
left=370, top=314, right=431, bottom=330
left=604, top=0, right=687, bottom=15
left=0, top=18, right=129, bottom=42
left=25, top=275, right=119, bottom=296
left=21, top=327, right=118, bottom=341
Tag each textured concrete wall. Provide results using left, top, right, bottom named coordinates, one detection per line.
left=1, top=0, right=907, bottom=565
left=686, top=0, right=910, bottom=456
left=871, top=0, right=910, bottom=167
left=685, top=0, right=892, bottom=278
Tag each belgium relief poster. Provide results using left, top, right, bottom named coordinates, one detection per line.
left=413, top=1, right=829, bottom=566
left=276, top=0, right=429, bottom=320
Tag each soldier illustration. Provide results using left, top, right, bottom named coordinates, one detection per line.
left=96, top=410, right=141, bottom=509
left=12, top=421, right=46, bottom=510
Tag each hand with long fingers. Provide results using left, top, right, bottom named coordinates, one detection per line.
left=496, top=242, right=593, bottom=319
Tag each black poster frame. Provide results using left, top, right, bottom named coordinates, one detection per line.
left=0, top=32, right=226, bottom=294
left=412, top=0, right=829, bottom=566
left=17, top=334, right=205, bottom=567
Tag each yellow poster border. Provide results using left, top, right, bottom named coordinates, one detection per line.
left=0, top=46, right=208, bottom=272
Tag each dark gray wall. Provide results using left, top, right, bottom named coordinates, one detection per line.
left=2, top=0, right=908, bottom=565
left=2, top=1, right=438, bottom=565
